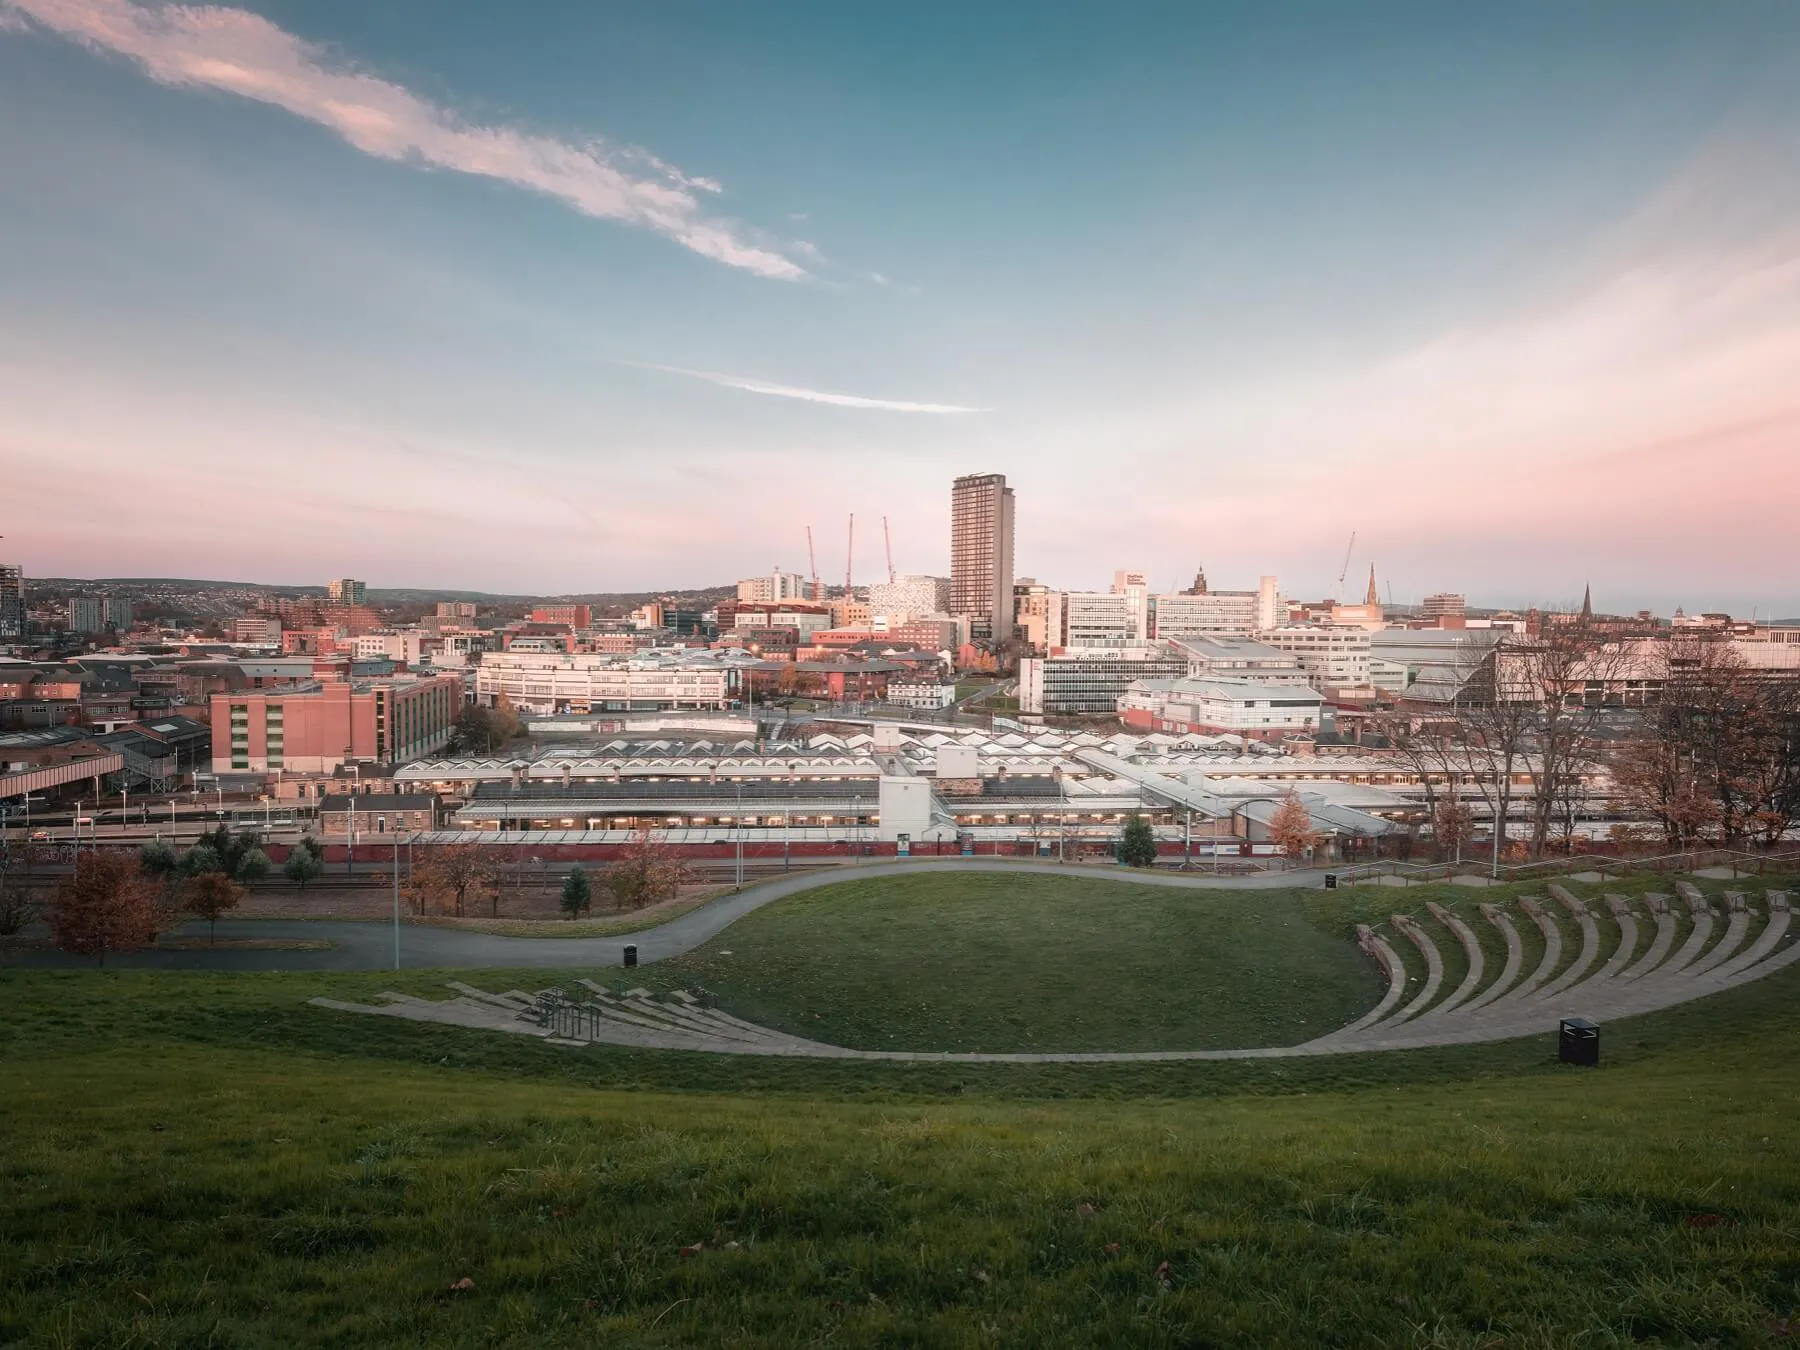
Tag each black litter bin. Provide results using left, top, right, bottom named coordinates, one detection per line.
left=1559, top=1017, right=1599, bottom=1066
left=622, top=944, right=638, bottom=969
left=1324, top=873, right=1338, bottom=890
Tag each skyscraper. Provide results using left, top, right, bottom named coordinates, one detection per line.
left=328, top=578, right=366, bottom=605
left=950, top=472, right=1014, bottom=641
left=0, top=562, right=22, bottom=639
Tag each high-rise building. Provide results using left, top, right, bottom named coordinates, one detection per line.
left=1256, top=576, right=1281, bottom=631
left=950, top=472, right=1014, bottom=640
left=736, top=568, right=809, bottom=605
left=1422, top=593, right=1467, bottom=619
left=104, top=595, right=132, bottom=631
left=436, top=601, right=478, bottom=620
left=327, top=578, right=366, bottom=605
left=0, top=563, right=22, bottom=639
left=70, top=595, right=105, bottom=634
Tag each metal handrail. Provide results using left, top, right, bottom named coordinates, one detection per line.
left=1335, top=846, right=1800, bottom=885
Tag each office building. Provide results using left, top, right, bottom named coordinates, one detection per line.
left=1167, top=636, right=1311, bottom=685
left=737, top=569, right=810, bottom=605
left=0, top=562, right=22, bottom=638
left=1256, top=576, right=1281, bottom=631
left=530, top=604, right=592, bottom=628
left=327, top=578, right=366, bottom=606
left=233, top=617, right=282, bottom=643
left=1261, top=626, right=1373, bottom=689
left=950, top=472, right=1015, bottom=640
left=1062, top=591, right=1144, bottom=648
left=475, top=650, right=741, bottom=714
left=1117, top=677, right=1325, bottom=741
left=1150, top=590, right=1260, bottom=638
left=1422, top=593, right=1467, bottom=619
left=1019, top=648, right=1189, bottom=715
left=211, top=672, right=463, bottom=773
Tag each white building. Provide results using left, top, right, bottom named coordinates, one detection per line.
left=1262, top=626, right=1372, bottom=689
left=1151, top=591, right=1260, bottom=638
left=1063, top=591, right=1145, bottom=648
left=354, top=630, right=426, bottom=666
left=1020, top=647, right=1190, bottom=715
left=1117, top=677, right=1325, bottom=742
left=868, top=575, right=951, bottom=623
left=475, top=651, right=740, bottom=714
left=736, top=568, right=810, bottom=604
left=888, top=680, right=957, bottom=710
left=1168, top=636, right=1311, bottom=685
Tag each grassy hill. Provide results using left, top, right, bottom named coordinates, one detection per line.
left=659, top=872, right=1380, bottom=1052
left=5, top=873, right=1800, bottom=1346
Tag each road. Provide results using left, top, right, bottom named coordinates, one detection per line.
left=4, top=859, right=1326, bottom=972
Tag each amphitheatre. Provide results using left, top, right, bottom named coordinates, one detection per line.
left=304, top=859, right=1799, bottom=1061
left=9, top=854, right=1800, bottom=1345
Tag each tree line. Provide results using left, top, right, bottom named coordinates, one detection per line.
left=1371, top=623, right=1800, bottom=861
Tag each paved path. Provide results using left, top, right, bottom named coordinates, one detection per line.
left=3, top=859, right=1329, bottom=972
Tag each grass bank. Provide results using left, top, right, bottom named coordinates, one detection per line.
left=4, top=958, right=1800, bottom=1346
left=659, top=872, right=1381, bottom=1053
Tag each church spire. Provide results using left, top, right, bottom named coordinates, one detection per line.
left=1365, top=564, right=1379, bottom=607
left=1580, top=584, right=1593, bottom=620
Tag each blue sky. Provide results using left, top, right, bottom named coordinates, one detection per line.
left=3, top=0, right=1798, bottom=613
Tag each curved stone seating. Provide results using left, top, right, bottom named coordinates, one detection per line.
left=1424, top=901, right=1484, bottom=1017
left=1381, top=914, right=1444, bottom=1027
left=1453, top=904, right=1524, bottom=1016
left=310, top=883, right=1800, bottom=1063
left=1619, top=895, right=1678, bottom=982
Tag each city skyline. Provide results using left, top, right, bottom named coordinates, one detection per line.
left=3, top=2, right=1799, bottom=614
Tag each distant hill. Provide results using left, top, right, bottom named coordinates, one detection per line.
left=25, top=577, right=737, bottom=608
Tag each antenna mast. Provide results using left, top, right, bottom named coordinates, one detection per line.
left=882, top=516, right=896, bottom=584
left=805, top=526, right=819, bottom=601
left=844, top=514, right=854, bottom=599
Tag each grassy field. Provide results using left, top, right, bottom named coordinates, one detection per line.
left=6, top=872, right=1800, bottom=1345
left=5, top=957, right=1800, bottom=1346
left=661, top=873, right=1381, bottom=1052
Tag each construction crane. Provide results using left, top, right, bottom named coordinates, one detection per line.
left=844, top=513, right=855, bottom=599
left=882, top=516, right=896, bottom=585
left=805, top=525, right=820, bottom=601
left=1335, top=530, right=1357, bottom=602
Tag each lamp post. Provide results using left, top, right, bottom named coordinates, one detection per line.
left=734, top=780, right=744, bottom=889
left=392, top=830, right=402, bottom=970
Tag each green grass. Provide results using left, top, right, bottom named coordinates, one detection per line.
left=5, top=960, right=1800, bottom=1346
left=661, top=873, right=1381, bottom=1052
left=6, top=870, right=1800, bottom=1345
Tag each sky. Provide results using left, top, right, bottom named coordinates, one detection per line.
left=2, top=0, right=1798, bottom=615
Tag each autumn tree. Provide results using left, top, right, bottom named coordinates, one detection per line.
left=1270, top=792, right=1322, bottom=862
left=47, top=851, right=165, bottom=965
left=603, top=831, right=691, bottom=910
left=1611, top=635, right=1800, bottom=848
left=182, top=871, right=246, bottom=945
left=1432, top=796, right=1475, bottom=863
left=1116, top=814, right=1158, bottom=867
left=406, top=842, right=498, bottom=917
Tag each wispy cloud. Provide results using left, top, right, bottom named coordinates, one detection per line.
left=637, top=362, right=989, bottom=414
left=2, top=0, right=805, bottom=279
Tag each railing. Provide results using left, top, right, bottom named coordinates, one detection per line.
left=1335, top=846, right=1800, bottom=886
